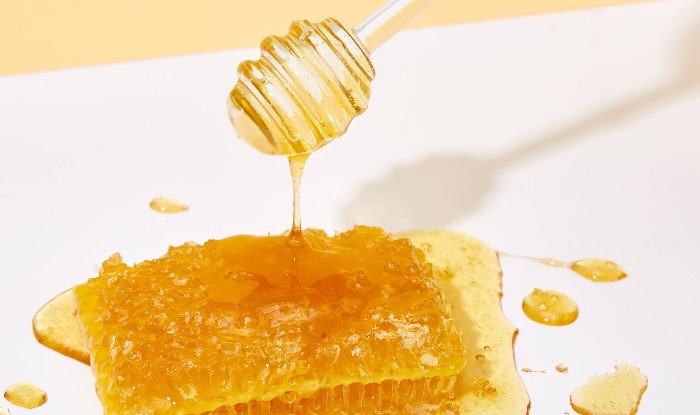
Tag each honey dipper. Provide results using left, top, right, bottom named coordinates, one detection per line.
left=227, top=0, right=440, bottom=156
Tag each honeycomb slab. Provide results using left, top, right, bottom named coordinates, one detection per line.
left=73, top=226, right=466, bottom=415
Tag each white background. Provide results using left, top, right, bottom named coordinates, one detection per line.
left=1, top=1, right=699, bottom=414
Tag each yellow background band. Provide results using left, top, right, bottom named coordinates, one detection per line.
left=0, top=0, right=646, bottom=76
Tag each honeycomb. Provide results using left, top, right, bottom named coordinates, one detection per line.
left=74, top=226, right=467, bottom=415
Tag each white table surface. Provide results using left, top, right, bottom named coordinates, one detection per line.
left=1, top=1, right=699, bottom=414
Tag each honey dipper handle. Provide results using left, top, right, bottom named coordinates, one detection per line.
left=354, top=0, right=441, bottom=53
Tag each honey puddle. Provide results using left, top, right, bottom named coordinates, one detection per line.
left=148, top=196, right=189, bottom=213
left=3, top=382, right=48, bottom=409
left=570, top=363, right=647, bottom=415
left=522, top=288, right=579, bottom=326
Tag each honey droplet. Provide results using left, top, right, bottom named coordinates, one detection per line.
left=468, top=378, right=498, bottom=399
left=556, top=363, right=569, bottom=374
left=149, top=197, right=189, bottom=214
left=475, top=353, right=486, bottom=361
left=570, top=363, right=647, bottom=415
left=483, top=345, right=492, bottom=351
left=521, top=368, right=546, bottom=374
left=571, top=258, right=627, bottom=282
left=3, top=382, right=48, bottom=409
left=522, top=288, right=579, bottom=326
left=0, top=407, right=10, bottom=415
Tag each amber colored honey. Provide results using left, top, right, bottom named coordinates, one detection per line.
left=556, top=363, right=569, bottom=374
left=522, top=289, right=579, bottom=326
left=149, top=196, right=189, bottom=213
left=521, top=368, right=546, bottom=374
left=468, top=379, right=498, bottom=399
left=3, top=383, right=48, bottom=409
left=73, top=226, right=466, bottom=415
left=499, top=253, right=626, bottom=283
left=571, top=258, right=627, bottom=282
left=570, top=363, right=647, bottom=415
left=288, top=154, right=309, bottom=234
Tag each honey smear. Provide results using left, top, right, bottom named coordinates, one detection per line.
left=570, top=363, right=647, bottom=415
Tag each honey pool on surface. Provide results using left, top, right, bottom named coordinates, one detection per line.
left=3, top=382, right=47, bottom=409
left=570, top=363, right=647, bottom=415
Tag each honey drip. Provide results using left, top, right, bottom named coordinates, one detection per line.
left=3, top=383, right=48, bottom=409
left=149, top=196, right=189, bottom=214
left=570, top=363, right=647, bottom=415
left=556, top=363, right=569, bottom=374
left=570, top=258, right=627, bottom=282
left=499, top=253, right=626, bottom=282
left=288, top=154, right=309, bottom=238
left=522, top=288, right=579, bottom=326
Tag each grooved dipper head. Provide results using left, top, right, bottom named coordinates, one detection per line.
left=227, top=18, right=375, bottom=156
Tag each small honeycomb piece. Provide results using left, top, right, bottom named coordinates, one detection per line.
left=74, top=226, right=466, bottom=415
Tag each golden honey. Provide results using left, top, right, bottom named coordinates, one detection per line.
left=35, top=230, right=532, bottom=415
left=73, top=226, right=466, bottom=415
left=149, top=196, right=189, bottom=213
left=227, top=19, right=374, bottom=156
left=3, top=383, right=47, bottom=409
left=555, top=363, right=569, bottom=374
left=570, top=363, right=647, bottom=415
left=571, top=258, right=627, bottom=282
left=522, top=289, right=579, bottom=326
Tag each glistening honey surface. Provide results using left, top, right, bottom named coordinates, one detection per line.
left=522, top=289, right=579, bottom=326
left=73, top=226, right=466, bottom=415
left=570, top=363, right=647, bottom=415
left=570, top=258, right=627, bottom=282
left=36, top=229, right=531, bottom=415
left=499, top=253, right=627, bottom=283
left=3, top=382, right=48, bottom=409
left=149, top=196, right=189, bottom=213
left=227, top=19, right=374, bottom=156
